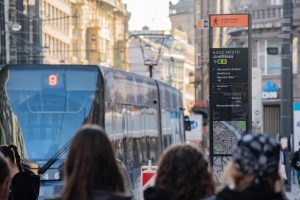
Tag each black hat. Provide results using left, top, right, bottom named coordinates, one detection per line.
left=232, top=133, right=280, bottom=177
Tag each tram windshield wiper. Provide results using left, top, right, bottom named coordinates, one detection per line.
left=38, top=139, right=72, bottom=175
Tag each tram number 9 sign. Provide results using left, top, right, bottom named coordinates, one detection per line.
left=48, top=74, right=58, bottom=86
left=42, top=74, right=63, bottom=89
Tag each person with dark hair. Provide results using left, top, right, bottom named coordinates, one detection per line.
left=205, top=133, right=286, bottom=200
left=0, top=153, right=10, bottom=200
left=49, top=124, right=131, bottom=200
left=0, top=144, right=40, bottom=200
left=144, top=144, right=215, bottom=200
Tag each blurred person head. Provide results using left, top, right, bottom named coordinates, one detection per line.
left=223, top=132, right=282, bottom=192
left=61, top=124, right=125, bottom=200
left=154, top=144, right=215, bottom=200
left=0, top=152, right=10, bottom=200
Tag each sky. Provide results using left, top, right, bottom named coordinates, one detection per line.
left=123, top=0, right=179, bottom=31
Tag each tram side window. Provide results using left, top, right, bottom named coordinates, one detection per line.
left=170, top=111, right=181, bottom=144
left=145, top=108, right=159, bottom=163
left=161, top=109, right=172, bottom=149
left=174, top=111, right=181, bottom=143
left=127, top=106, right=143, bottom=167
left=179, top=112, right=185, bottom=142
left=141, top=108, right=149, bottom=165
left=127, top=106, right=145, bottom=189
left=104, top=102, right=113, bottom=140
left=114, top=104, right=125, bottom=164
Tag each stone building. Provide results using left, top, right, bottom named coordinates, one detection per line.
left=169, top=0, right=194, bottom=45
left=228, top=0, right=300, bottom=136
left=0, top=0, right=38, bottom=65
left=71, top=0, right=130, bottom=70
left=41, top=0, right=73, bottom=64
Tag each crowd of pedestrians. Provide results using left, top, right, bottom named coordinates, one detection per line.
left=0, top=124, right=293, bottom=200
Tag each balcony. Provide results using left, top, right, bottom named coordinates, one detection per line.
left=97, top=0, right=116, bottom=8
left=115, top=1, right=128, bottom=15
left=72, top=0, right=117, bottom=8
left=251, top=6, right=282, bottom=21
left=228, top=5, right=288, bottom=35
left=70, top=0, right=80, bottom=3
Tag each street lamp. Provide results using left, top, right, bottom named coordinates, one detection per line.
left=141, top=42, right=161, bottom=78
left=128, top=29, right=171, bottom=78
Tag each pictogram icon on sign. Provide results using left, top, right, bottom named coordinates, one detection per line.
left=141, top=161, right=157, bottom=189
left=213, top=17, right=218, bottom=25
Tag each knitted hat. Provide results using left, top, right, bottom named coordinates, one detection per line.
left=232, top=133, right=280, bottom=177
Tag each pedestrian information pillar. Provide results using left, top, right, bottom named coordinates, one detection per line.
left=209, top=14, right=252, bottom=183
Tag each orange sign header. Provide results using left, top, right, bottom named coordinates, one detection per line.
left=210, top=14, right=248, bottom=27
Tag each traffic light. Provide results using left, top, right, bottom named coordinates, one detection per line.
left=184, top=116, right=191, bottom=131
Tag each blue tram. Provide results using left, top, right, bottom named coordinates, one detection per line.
left=0, top=65, right=186, bottom=199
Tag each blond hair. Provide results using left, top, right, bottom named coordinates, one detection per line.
left=223, top=161, right=283, bottom=193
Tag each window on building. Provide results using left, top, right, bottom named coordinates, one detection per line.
left=50, top=37, right=54, bottom=56
left=257, top=40, right=281, bottom=75
left=271, top=0, right=282, bottom=5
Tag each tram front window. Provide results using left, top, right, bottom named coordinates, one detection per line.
left=4, top=67, right=99, bottom=165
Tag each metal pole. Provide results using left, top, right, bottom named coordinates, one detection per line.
left=280, top=0, right=293, bottom=192
left=209, top=16, right=213, bottom=168
left=248, top=14, right=252, bottom=132
left=4, top=0, right=10, bottom=64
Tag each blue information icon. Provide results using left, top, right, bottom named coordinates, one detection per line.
left=190, top=120, right=198, bottom=129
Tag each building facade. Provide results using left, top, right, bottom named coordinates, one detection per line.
left=161, top=29, right=195, bottom=113
left=0, top=0, right=130, bottom=69
left=228, top=0, right=300, bottom=137
left=41, top=0, right=73, bottom=64
left=71, top=0, right=130, bottom=70
left=192, top=0, right=300, bottom=134
left=0, top=0, right=37, bottom=65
